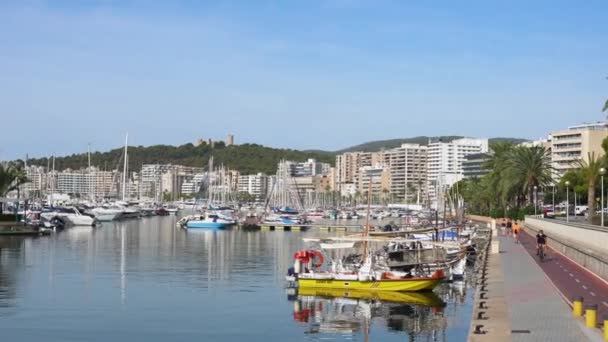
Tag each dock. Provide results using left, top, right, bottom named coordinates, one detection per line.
left=0, top=224, right=51, bottom=236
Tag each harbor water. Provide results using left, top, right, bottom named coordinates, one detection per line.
left=0, top=215, right=474, bottom=341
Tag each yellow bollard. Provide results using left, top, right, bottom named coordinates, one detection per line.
left=573, top=296, right=584, bottom=317
left=604, top=315, right=608, bottom=341
left=585, top=304, right=598, bottom=328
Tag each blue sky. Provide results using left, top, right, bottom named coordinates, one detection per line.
left=1, top=0, right=607, bottom=160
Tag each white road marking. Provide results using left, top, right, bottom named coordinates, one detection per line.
left=590, top=292, right=596, bottom=297
left=575, top=279, right=580, bottom=283
left=582, top=285, right=588, bottom=290
left=569, top=273, right=574, bottom=277
left=602, top=301, right=608, bottom=308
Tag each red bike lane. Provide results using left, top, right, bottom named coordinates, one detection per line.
left=516, top=229, right=608, bottom=321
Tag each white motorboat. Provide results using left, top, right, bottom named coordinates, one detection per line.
left=41, top=207, right=95, bottom=226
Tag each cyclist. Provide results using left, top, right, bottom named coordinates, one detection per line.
left=536, top=230, right=547, bottom=256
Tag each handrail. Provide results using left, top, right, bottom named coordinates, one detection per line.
left=523, top=224, right=608, bottom=265
left=525, top=216, right=608, bottom=233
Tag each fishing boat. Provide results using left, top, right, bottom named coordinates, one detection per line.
left=290, top=170, right=449, bottom=291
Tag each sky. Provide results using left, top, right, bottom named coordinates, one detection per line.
left=1, top=0, right=607, bottom=160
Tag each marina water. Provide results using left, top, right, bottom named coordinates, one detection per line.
left=0, top=215, right=474, bottom=341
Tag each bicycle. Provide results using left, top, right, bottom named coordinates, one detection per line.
left=537, top=244, right=546, bottom=262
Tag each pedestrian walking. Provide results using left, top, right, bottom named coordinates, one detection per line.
left=512, top=222, right=519, bottom=243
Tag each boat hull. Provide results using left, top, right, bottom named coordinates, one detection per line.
left=297, top=277, right=442, bottom=292
left=185, top=222, right=232, bottom=229
left=95, top=213, right=119, bottom=222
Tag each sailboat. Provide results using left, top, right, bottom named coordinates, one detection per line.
left=288, top=171, right=445, bottom=292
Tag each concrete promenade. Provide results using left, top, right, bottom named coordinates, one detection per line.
left=470, top=230, right=600, bottom=341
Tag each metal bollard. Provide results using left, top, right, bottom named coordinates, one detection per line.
left=474, top=325, right=485, bottom=334
left=573, top=296, right=584, bottom=317
left=586, top=304, right=598, bottom=328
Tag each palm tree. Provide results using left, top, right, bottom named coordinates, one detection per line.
left=504, top=145, right=553, bottom=204
left=575, top=152, right=603, bottom=223
left=0, top=163, right=29, bottom=214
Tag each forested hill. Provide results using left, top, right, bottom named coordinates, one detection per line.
left=26, top=142, right=336, bottom=175
left=336, top=136, right=528, bottom=153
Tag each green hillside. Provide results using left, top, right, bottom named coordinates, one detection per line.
left=336, top=136, right=528, bottom=153
left=26, top=142, right=335, bottom=175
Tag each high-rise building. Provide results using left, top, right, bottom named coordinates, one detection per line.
left=357, top=164, right=391, bottom=200
left=383, top=144, right=427, bottom=203
left=277, top=159, right=331, bottom=178
left=226, top=134, right=234, bottom=146
left=237, top=173, right=269, bottom=201
left=462, top=153, right=491, bottom=179
left=550, top=122, right=608, bottom=181
left=335, top=152, right=381, bottom=192
left=427, top=137, right=489, bottom=207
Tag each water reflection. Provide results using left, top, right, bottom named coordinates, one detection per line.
left=0, top=237, right=25, bottom=313
left=289, top=288, right=448, bottom=340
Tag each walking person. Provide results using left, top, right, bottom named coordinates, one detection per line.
left=512, top=221, right=519, bottom=244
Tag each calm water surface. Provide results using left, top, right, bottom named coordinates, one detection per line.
left=0, top=215, right=473, bottom=341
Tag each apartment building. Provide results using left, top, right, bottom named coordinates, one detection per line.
left=383, top=144, right=427, bottom=202
left=427, top=138, right=489, bottom=206
left=335, top=151, right=384, bottom=193
left=462, top=153, right=491, bottom=179
left=357, top=164, right=391, bottom=200
left=551, top=122, right=608, bottom=180
left=237, top=173, right=269, bottom=200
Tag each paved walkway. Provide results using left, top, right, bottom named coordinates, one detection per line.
left=497, top=233, right=590, bottom=341
left=517, top=229, right=608, bottom=320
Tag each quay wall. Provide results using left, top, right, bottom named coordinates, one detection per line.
left=524, top=216, right=608, bottom=282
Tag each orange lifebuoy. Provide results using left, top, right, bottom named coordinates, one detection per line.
left=310, top=250, right=324, bottom=268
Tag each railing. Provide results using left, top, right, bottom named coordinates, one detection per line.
left=525, top=216, right=608, bottom=233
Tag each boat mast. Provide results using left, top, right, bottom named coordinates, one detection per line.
left=122, top=133, right=128, bottom=201
left=51, top=155, right=55, bottom=206
left=88, top=143, right=92, bottom=202
left=362, top=172, right=373, bottom=257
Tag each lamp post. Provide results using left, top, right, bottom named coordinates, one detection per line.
left=565, top=180, right=570, bottom=223
left=552, top=184, right=555, bottom=214
left=534, top=185, right=538, bottom=215
left=601, top=168, right=606, bottom=227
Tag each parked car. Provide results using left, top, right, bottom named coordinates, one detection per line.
left=543, top=209, right=555, bottom=218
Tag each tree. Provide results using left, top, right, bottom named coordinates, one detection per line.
left=0, top=162, right=29, bottom=214
left=504, top=145, right=553, bottom=204
left=575, top=152, right=604, bottom=223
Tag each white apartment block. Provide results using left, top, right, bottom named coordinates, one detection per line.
left=277, top=159, right=331, bottom=177
left=55, top=167, right=118, bottom=199
left=237, top=173, right=269, bottom=200
left=427, top=138, right=489, bottom=207
left=551, top=122, right=608, bottom=181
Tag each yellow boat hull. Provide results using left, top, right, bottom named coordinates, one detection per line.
left=297, top=277, right=442, bottom=292
left=297, top=288, right=445, bottom=307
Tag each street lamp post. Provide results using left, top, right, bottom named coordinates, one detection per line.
left=601, top=168, right=606, bottom=227
left=534, top=185, right=538, bottom=215
left=552, top=185, right=555, bottom=214
left=565, top=181, right=570, bottom=223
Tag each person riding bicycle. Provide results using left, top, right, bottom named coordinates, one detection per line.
left=536, top=230, right=547, bottom=256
